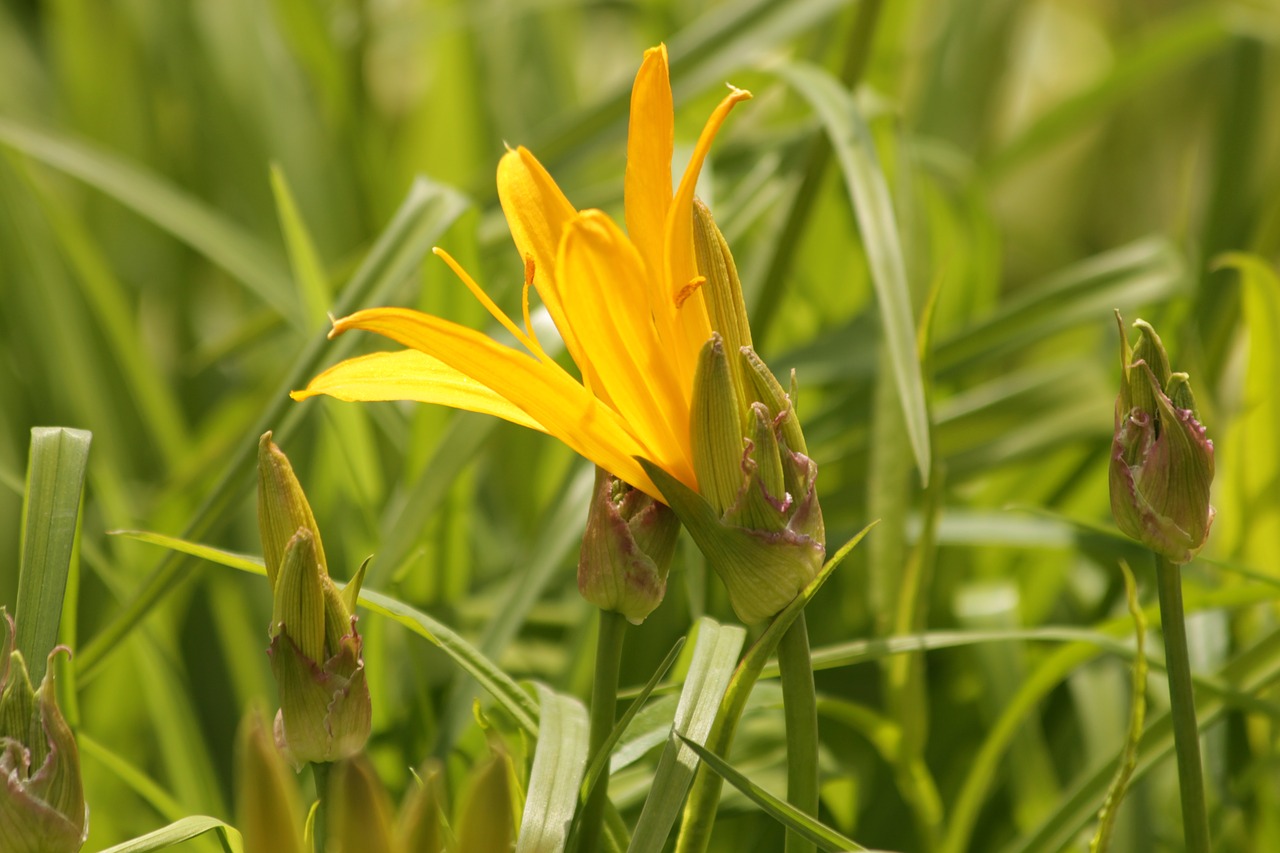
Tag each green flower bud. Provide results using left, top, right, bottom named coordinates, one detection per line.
left=692, top=199, right=752, bottom=365
left=395, top=760, right=449, bottom=853
left=269, top=534, right=371, bottom=768
left=258, top=431, right=327, bottom=589
left=0, top=614, right=86, bottom=853
left=578, top=467, right=681, bottom=624
left=235, top=707, right=305, bottom=853
left=258, top=435, right=370, bottom=767
left=326, top=754, right=395, bottom=853
left=1109, top=312, right=1215, bottom=564
left=455, top=745, right=516, bottom=853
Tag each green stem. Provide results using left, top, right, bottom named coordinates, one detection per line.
left=579, top=609, right=627, bottom=853
left=311, top=761, right=331, bottom=853
left=1154, top=554, right=1210, bottom=853
left=778, top=612, right=819, bottom=853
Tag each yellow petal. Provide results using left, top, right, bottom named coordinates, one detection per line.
left=624, top=45, right=673, bottom=283
left=557, top=211, right=696, bottom=489
left=291, top=350, right=546, bottom=433
left=664, top=86, right=753, bottom=378
left=327, top=307, right=661, bottom=498
left=496, top=148, right=588, bottom=369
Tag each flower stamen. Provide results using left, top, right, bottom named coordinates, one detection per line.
left=433, top=247, right=549, bottom=361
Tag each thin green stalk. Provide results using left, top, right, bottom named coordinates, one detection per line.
left=312, top=761, right=331, bottom=853
left=579, top=609, right=627, bottom=853
left=1154, top=554, right=1210, bottom=853
left=778, top=612, right=819, bottom=853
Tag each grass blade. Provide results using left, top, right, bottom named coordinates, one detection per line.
left=677, top=735, right=886, bottom=853
left=778, top=61, right=931, bottom=485
left=628, top=618, right=747, bottom=852
left=518, top=684, right=590, bottom=853
left=76, top=178, right=467, bottom=680
left=16, top=426, right=90, bottom=682
left=95, top=816, right=243, bottom=853
left=0, top=117, right=294, bottom=321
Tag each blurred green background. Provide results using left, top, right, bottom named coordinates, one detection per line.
left=1, top=0, right=1279, bottom=850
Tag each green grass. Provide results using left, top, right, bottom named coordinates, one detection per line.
left=1, top=1, right=1278, bottom=851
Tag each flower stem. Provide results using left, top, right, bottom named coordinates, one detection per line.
left=580, top=609, right=627, bottom=853
left=1154, top=553, right=1210, bottom=853
left=778, top=612, right=819, bottom=853
left=311, top=761, right=331, bottom=853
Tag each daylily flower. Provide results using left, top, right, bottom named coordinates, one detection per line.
left=292, top=45, right=750, bottom=500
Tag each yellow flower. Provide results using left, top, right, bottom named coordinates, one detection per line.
left=292, top=46, right=749, bottom=500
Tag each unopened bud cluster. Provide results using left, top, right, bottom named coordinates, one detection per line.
left=647, top=202, right=826, bottom=625
left=257, top=433, right=371, bottom=767
left=1109, top=313, right=1215, bottom=563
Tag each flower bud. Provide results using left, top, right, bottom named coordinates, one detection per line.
left=258, top=431, right=328, bottom=590
left=692, top=199, right=752, bottom=362
left=326, top=754, right=395, bottom=853
left=269, top=532, right=371, bottom=768
left=578, top=467, right=681, bottom=624
left=258, top=434, right=371, bottom=767
left=395, top=760, right=448, bottom=853
left=235, top=707, right=305, bottom=853
left=455, top=745, right=516, bottom=853
left=1109, top=312, right=1215, bottom=564
left=0, top=614, right=86, bottom=853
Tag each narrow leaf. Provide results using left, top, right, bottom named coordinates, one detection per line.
left=0, top=116, right=294, bottom=320
left=270, top=164, right=332, bottom=329
left=518, top=684, right=590, bottom=853
left=77, top=178, right=468, bottom=679
left=628, top=619, right=746, bottom=852
left=16, top=427, right=91, bottom=683
left=95, top=816, right=243, bottom=853
left=677, top=735, right=885, bottom=852
left=581, top=636, right=685, bottom=801
left=778, top=61, right=931, bottom=485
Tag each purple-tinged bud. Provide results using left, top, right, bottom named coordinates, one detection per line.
left=1109, top=312, right=1215, bottom=564
left=0, top=614, right=86, bottom=853
left=578, top=467, right=681, bottom=624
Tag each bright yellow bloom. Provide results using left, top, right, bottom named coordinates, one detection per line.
left=293, top=46, right=749, bottom=500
